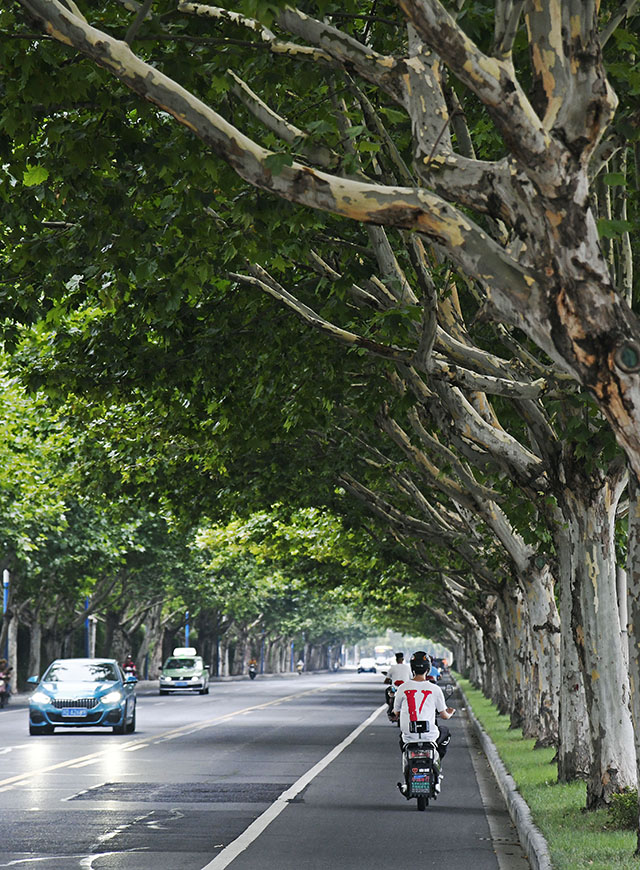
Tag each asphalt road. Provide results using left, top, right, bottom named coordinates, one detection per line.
left=0, top=672, right=529, bottom=869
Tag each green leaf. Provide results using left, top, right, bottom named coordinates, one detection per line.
left=597, top=218, right=633, bottom=239
left=357, top=141, right=381, bottom=153
left=264, top=152, right=294, bottom=175
left=602, top=173, right=626, bottom=187
left=23, top=165, right=49, bottom=186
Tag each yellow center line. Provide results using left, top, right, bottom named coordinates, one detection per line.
left=0, top=684, right=336, bottom=789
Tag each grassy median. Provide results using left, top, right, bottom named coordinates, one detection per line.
left=456, top=676, right=638, bottom=870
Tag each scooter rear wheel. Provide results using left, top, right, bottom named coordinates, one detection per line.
left=417, top=795, right=428, bottom=811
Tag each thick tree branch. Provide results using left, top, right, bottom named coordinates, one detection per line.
left=396, top=0, right=567, bottom=191
left=177, top=3, right=332, bottom=63
left=229, top=266, right=414, bottom=363
left=17, top=0, right=539, bottom=322
left=227, top=70, right=335, bottom=169
left=493, top=0, right=525, bottom=58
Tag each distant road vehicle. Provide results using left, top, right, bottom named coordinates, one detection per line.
left=27, top=658, right=137, bottom=735
left=159, top=647, right=210, bottom=695
left=357, top=657, right=377, bottom=673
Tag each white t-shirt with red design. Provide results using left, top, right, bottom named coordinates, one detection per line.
left=385, top=662, right=413, bottom=686
left=393, top=678, right=446, bottom=743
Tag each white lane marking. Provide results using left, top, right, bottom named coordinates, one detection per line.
left=199, top=704, right=386, bottom=870
left=0, top=744, right=30, bottom=755
left=98, top=811, right=156, bottom=844
left=0, top=685, right=334, bottom=789
left=69, top=759, right=100, bottom=768
left=123, top=744, right=148, bottom=752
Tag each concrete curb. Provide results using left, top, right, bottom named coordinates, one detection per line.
left=460, top=686, right=553, bottom=870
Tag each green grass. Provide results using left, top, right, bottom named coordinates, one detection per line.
left=456, top=676, right=638, bottom=869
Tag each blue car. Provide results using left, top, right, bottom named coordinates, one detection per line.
left=28, top=658, right=137, bottom=736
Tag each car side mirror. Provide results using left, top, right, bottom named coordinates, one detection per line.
left=27, top=675, right=39, bottom=684
left=125, top=675, right=138, bottom=684
left=381, top=670, right=387, bottom=675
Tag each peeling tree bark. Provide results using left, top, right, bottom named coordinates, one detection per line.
left=626, top=473, right=640, bottom=854
left=561, top=469, right=636, bottom=807
left=555, top=519, right=592, bottom=782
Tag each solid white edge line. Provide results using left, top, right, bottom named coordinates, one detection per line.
left=199, top=703, right=386, bottom=870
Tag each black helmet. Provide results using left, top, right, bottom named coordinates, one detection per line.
left=410, top=650, right=431, bottom=674
left=395, top=652, right=404, bottom=661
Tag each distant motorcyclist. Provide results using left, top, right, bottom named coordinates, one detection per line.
left=122, top=654, right=137, bottom=677
left=296, top=659, right=304, bottom=675
left=0, top=658, right=12, bottom=708
left=248, top=658, right=258, bottom=680
left=383, top=652, right=412, bottom=721
left=384, top=652, right=412, bottom=687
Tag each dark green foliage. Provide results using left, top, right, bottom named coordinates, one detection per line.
left=607, top=791, right=639, bottom=831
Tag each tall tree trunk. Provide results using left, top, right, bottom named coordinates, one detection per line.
left=476, top=604, right=510, bottom=714
left=137, top=604, right=165, bottom=678
left=625, top=472, right=640, bottom=854
left=8, top=614, right=18, bottom=692
left=555, top=521, right=592, bottom=782
left=562, top=473, right=636, bottom=807
left=219, top=639, right=230, bottom=677
left=497, top=584, right=529, bottom=732
left=524, top=562, right=561, bottom=749
left=27, top=616, right=42, bottom=681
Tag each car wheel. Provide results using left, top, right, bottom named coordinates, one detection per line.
left=126, top=707, right=136, bottom=734
left=112, top=719, right=127, bottom=734
left=417, top=796, right=428, bottom=811
left=29, top=723, right=54, bottom=735
left=159, top=689, right=168, bottom=695
left=199, top=685, right=209, bottom=695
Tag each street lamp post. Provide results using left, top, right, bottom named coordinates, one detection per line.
left=84, top=598, right=90, bottom=657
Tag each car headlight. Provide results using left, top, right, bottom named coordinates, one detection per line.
left=190, top=675, right=199, bottom=682
left=103, top=690, right=123, bottom=703
left=160, top=676, right=170, bottom=683
left=31, top=691, right=50, bottom=704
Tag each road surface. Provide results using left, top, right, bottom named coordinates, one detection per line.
left=0, top=671, right=529, bottom=869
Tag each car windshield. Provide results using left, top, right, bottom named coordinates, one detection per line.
left=43, top=661, right=119, bottom=682
left=164, top=658, right=195, bottom=669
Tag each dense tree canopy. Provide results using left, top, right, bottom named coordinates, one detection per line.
left=2, top=0, right=640, bottom=838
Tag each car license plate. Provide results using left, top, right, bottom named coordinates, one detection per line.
left=62, top=707, right=87, bottom=717
left=174, top=681, right=188, bottom=687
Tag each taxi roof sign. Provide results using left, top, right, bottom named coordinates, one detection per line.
left=172, top=647, right=197, bottom=656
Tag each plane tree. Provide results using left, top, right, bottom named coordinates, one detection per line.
left=3, top=0, right=640, bottom=815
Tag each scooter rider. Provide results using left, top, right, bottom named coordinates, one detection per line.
left=391, top=651, right=455, bottom=760
left=383, top=652, right=413, bottom=720
left=384, top=652, right=412, bottom=687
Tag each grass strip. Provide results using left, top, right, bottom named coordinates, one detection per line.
left=455, top=675, right=637, bottom=869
